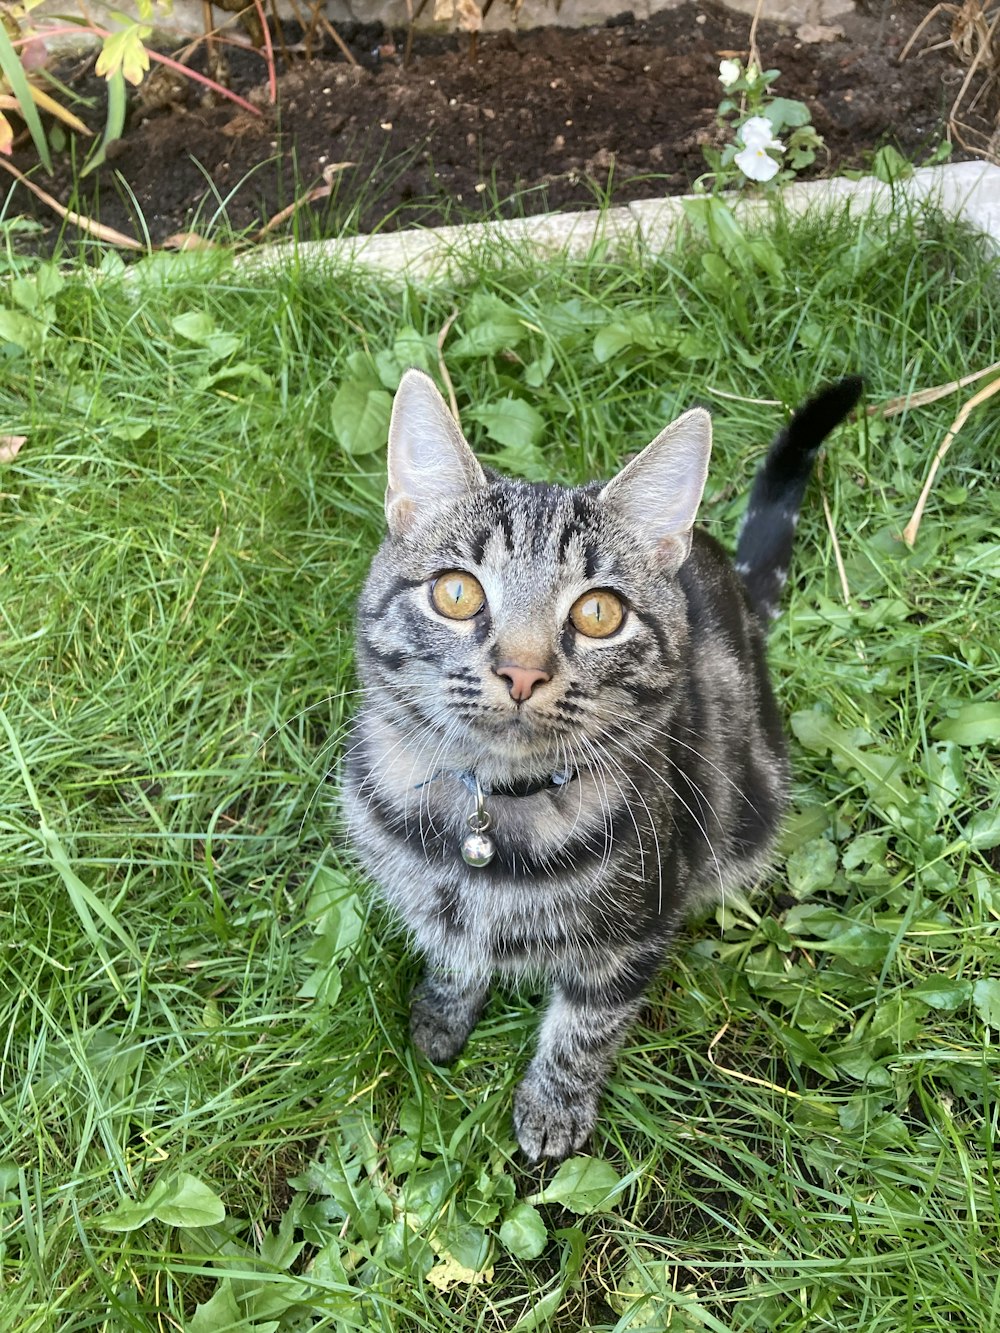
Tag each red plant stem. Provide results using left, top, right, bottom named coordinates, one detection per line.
left=249, top=0, right=277, bottom=104
left=27, top=24, right=262, bottom=116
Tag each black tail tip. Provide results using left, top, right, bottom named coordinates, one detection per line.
left=800, top=374, right=864, bottom=427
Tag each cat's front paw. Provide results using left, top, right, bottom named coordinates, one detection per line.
left=410, top=985, right=476, bottom=1065
left=513, top=1074, right=598, bottom=1162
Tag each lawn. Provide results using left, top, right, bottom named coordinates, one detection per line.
left=1, top=196, right=999, bottom=1332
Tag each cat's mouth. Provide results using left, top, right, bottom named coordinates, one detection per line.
left=456, top=705, right=576, bottom=763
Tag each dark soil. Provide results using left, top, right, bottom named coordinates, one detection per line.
left=8, top=0, right=993, bottom=252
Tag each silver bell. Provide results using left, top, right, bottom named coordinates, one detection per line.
left=460, top=787, right=495, bottom=868
left=461, top=828, right=496, bottom=867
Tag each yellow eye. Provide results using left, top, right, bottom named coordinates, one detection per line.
left=431, top=571, right=486, bottom=620
left=569, top=589, right=625, bottom=639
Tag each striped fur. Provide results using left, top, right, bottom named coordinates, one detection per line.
left=735, top=376, right=863, bottom=620
left=344, top=370, right=858, bottom=1160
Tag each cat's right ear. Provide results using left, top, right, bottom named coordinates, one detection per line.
left=385, top=369, right=486, bottom=537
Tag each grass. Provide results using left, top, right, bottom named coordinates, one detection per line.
left=0, top=194, right=999, bottom=1332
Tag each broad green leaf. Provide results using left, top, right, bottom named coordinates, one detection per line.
left=785, top=835, right=838, bottom=896
left=188, top=1280, right=243, bottom=1333
left=101, top=1173, right=224, bottom=1231
left=95, top=23, right=152, bottom=87
left=99, top=1195, right=157, bottom=1232
left=529, top=1156, right=621, bottom=1215
left=499, top=1203, right=548, bottom=1259
left=172, top=311, right=217, bottom=343
left=523, top=344, right=554, bottom=387
left=490, top=440, right=548, bottom=482
left=401, top=1163, right=460, bottom=1228
left=0, top=310, right=47, bottom=356
left=871, top=144, right=914, bottom=183
left=591, top=314, right=663, bottom=364
left=196, top=363, right=273, bottom=393
left=973, top=979, right=1000, bottom=1028
left=330, top=382, right=393, bottom=456
left=842, top=832, right=888, bottom=873
left=910, top=975, right=972, bottom=1011
left=923, top=741, right=964, bottom=814
left=934, top=702, right=1000, bottom=747
left=471, top=396, right=545, bottom=451
left=779, top=804, right=830, bottom=853
left=426, top=1223, right=493, bottom=1291
left=701, top=251, right=733, bottom=288
left=379, top=1218, right=434, bottom=1277
left=868, top=996, right=923, bottom=1051
left=747, top=236, right=785, bottom=280
left=188, top=1284, right=243, bottom=1332
left=393, top=326, right=437, bottom=375
left=790, top=709, right=916, bottom=809
left=146, top=1173, right=226, bottom=1228
left=966, top=806, right=1000, bottom=850
left=449, top=306, right=527, bottom=358
left=12, top=267, right=63, bottom=311
left=442, top=1222, right=491, bottom=1272
left=296, top=958, right=342, bottom=1006
left=764, top=97, right=812, bottom=130
left=805, top=922, right=891, bottom=969
left=953, top=540, right=1000, bottom=575
left=374, top=347, right=402, bottom=390
left=464, top=1168, right=515, bottom=1225
left=592, top=322, right=636, bottom=364
left=772, top=1023, right=837, bottom=1079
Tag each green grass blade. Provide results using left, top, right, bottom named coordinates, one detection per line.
left=80, top=69, right=126, bottom=178
left=0, top=705, right=137, bottom=979
left=0, top=22, right=52, bottom=173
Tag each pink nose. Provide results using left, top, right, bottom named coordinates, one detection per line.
left=495, top=662, right=550, bottom=702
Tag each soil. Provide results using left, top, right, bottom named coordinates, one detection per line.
left=8, top=1, right=995, bottom=253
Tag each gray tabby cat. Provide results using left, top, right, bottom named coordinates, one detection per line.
left=344, top=368, right=862, bottom=1161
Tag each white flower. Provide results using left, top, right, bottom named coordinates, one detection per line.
left=735, top=116, right=784, bottom=182
left=740, top=116, right=783, bottom=151
left=735, top=144, right=781, bottom=181
left=718, top=59, right=741, bottom=88
left=744, top=63, right=760, bottom=87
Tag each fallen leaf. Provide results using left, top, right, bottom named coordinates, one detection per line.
left=425, top=1255, right=494, bottom=1291
left=456, top=0, right=483, bottom=31
left=161, top=232, right=218, bottom=251
left=0, top=434, right=26, bottom=463
left=796, top=23, right=844, bottom=42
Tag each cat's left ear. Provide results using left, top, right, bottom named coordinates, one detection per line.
left=385, top=369, right=486, bottom=537
left=600, top=408, right=712, bottom=573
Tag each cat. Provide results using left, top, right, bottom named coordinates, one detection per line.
left=344, top=368, right=862, bottom=1161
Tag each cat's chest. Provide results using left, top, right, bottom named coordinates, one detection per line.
left=345, top=715, right=640, bottom=972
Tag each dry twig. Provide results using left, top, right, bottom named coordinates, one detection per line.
left=902, top=372, right=1000, bottom=547
left=436, top=309, right=461, bottom=424
left=0, top=158, right=144, bottom=248
left=866, top=360, right=1000, bottom=418
left=818, top=457, right=852, bottom=609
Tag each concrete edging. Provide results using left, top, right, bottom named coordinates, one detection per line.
left=238, top=162, right=1000, bottom=281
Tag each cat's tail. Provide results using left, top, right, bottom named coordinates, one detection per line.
left=734, top=376, right=863, bottom=623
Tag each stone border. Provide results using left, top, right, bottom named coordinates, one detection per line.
left=239, top=162, right=1000, bottom=281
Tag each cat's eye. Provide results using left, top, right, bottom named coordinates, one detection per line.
left=569, top=589, right=625, bottom=639
left=431, top=571, right=486, bottom=620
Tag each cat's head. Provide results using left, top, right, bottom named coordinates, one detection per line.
left=357, top=369, right=712, bottom=778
